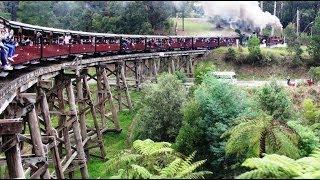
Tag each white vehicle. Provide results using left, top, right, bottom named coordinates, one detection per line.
left=211, top=71, right=237, bottom=84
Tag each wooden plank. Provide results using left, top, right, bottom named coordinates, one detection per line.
left=0, top=118, right=23, bottom=135
left=62, top=151, right=78, bottom=172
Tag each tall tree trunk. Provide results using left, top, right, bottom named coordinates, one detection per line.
left=259, top=130, right=267, bottom=158
left=182, top=12, right=185, bottom=31
left=104, top=1, right=109, bottom=16
left=12, top=1, right=19, bottom=21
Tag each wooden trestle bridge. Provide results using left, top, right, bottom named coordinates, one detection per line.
left=0, top=50, right=207, bottom=179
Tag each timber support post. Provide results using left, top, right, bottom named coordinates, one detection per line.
left=1, top=118, right=25, bottom=179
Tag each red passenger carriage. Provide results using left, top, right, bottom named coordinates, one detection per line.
left=145, top=35, right=170, bottom=52
left=0, top=16, right=285, bottom=75
left=9, top=21, right=42, bottom=65
left=94, top=33, right=120, bottom=54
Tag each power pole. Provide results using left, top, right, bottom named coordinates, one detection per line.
left=260, top=1, right=263, bottom=11
left=296, top=9, right=300, bottom=36
left=271, top=1, right=277, bottom=36
left=280, top=2, right=284, bottom=20
left=182, top=11, right=185, bottom=31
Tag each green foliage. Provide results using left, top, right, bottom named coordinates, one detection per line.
left=174, top=71, right=187, bottom=83
left=287, top=120, right=320, bottom=157
left=257, top=81, right=293, bottom=121
left=301, top=98, right=320, bottom=141
left=194, top=61, right=216, bottom=85
left=175, top=75, right=250, bottom=176
left=133, top=73, right=186, bottom=142
left=307, top=14, right=320, bottom=64
left=299, top=32, right=311, bottom=46
left=17, top=1, right=57, bottom=27
left=237, top=148, right=320, bottom=179
left=224, top=112, right=301, bottom=160
left=308, top=66, right=320, bottom=83
left=247, top=35, right=262, bottom=64
left=302, top=98, right=320, bottom=125
left=13, top=1, right=174, bottom=34
left=105, top=139, right=212, bottom=179
left=283, top=23, right=303, bottom=67
left=224, top=48, right=237, bottom=62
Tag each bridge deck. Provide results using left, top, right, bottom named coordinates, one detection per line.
left=0, top=50, right=207, bottom=114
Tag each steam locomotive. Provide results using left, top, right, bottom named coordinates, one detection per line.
left=0, top=17, right=284, bottom=74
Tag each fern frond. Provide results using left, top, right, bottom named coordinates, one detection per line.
left=176, top=159, right=207, bottom=178
left=183, top=171, right=213, bottom=179
left=159, top=158, right=182, bottom=177
left=105, top=152, right=142, bottom=173
left=239, top=154, right=304, bottom=179
left=131, top=164, right=152, bottom=179
left=185, top=151, right=197, bottom=165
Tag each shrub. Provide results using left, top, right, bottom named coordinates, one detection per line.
left=224, top=48, right=237, bottom=62
left=308, top=66, right=320, bottom=83
left=133, top=73, right=186, bottom=142
left=247, top=35, right=262, bottom=64
left=175, top=75, right=250, bottom=176
left=307, top=14, right=320, bottom=64
left=301, top=98, right=320, bottom=138
left=256, top=81, right=293, bottom=121
left=287, top=120, right=320, bottom=157
left=280, top=23, right=303, bottom=67
left=194, top=61, right=216, bottom=85
left=174, top=70, right=187, bottom=83
left=302, top=98, right=320, bottom=125
left=299, top=32, right=311, bottom=46
left=105, top=139, right=212, bottom=179
left=261, top=51, right=276, bottom=66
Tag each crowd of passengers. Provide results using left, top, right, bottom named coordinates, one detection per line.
left=0, top=25, right=18, bottom=70
left=0, top=25, right=237, bottom=71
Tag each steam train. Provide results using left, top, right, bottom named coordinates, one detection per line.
left=0, top=17, right=284, bottom=73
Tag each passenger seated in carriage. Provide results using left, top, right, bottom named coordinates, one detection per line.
left=3, top=28, right=18, bottom=63
left=0, top=25, right=13, bottom=70
left=122, top=38, right=129, bottom=50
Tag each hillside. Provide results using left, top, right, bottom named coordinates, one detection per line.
left=204, top=47, right=312, bottom=81
left=171, top=18, right=238, bottom=37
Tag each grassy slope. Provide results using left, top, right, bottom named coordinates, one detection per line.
left=206, top=47, right=311, bottom=80
left=171, top=18, right=236, bottom=36
left=172, top=18, right=213, bottom=35
left=73, top=90, right=142, bottom=179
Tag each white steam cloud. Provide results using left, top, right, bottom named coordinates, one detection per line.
left=200, top=1, right=282, bottom=31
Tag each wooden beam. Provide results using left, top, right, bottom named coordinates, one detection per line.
left=0, top=119, right=23, bottom=135
left=66, top=80, right=89, bottom=179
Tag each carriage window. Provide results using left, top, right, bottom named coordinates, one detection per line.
left=17, top=29, right=38, bottom=46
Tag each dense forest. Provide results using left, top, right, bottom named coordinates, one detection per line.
left=0, top=1, right=319, bottom=35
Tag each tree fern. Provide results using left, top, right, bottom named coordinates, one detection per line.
left=224, top=112, right=301, bottom=160
left=237, top=148, right=320, bottom=179
left=105, top=139, right=212, bottom=179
